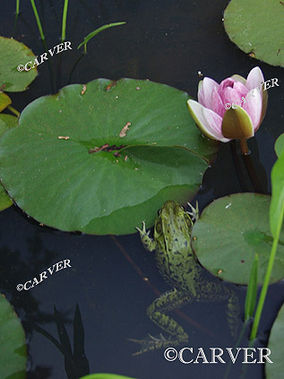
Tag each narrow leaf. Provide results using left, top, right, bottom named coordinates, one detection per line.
left=244, top=253, right=258, bottom=321
left=77, top=22, right=126, bottom=53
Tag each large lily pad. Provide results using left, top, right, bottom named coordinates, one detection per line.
left=0, top=114, right=18, bottom=211
left=266, top=304, right=284, bottom=378
left=0, top=36, right=38, bottom=92
left=224, top=0, right=284, bottom=67
left=0, top=294, right=26, bottom=379
left=191, top=193, right=284, bottom=285
left=0, top=78, right=216, bottom=235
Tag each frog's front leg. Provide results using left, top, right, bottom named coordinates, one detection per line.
left=136, top=221, right=156, bottom=252
left=130, top=289, right=191, bottom=354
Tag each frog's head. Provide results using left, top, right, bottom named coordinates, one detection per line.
left=153, top=200, right=193, bottom=252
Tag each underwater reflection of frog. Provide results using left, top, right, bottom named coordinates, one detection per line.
left=132, top=200, right=239, bottom=354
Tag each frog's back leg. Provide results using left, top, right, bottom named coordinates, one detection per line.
left=130, top=288, right=191, bottom=354
left=226, top=289, right=240, bottom=338
left=195, top=278, right=240, bottom=338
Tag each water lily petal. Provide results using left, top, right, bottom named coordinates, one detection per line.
left=243, top=88, right=263, bottom=130
left=246, top=66, right=264, bottom=91
left=198, top=77, right=219, bottom=109
left=218, top=78, right=235, bottom=94
left=231, top=74, right=246, bottom=85
left=233, top=81, right=249, bottom=99
left=220, top=87, right=243, bottom=107
left=187, top=99, right=229, bottom=142
left=222, top=106, right=254, bottom=140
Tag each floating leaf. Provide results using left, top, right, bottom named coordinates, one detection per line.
left=0, top=78, right=217, bottom=235
left=80, top=374, right=135, bottom=379
left=266, top=304, right=284, bottom=378
left=0, top=114, right=17, bottom=211
left=0, top=294, right=26, bottom=379
left=224, top=0, right=284, bottom=67
left=0, top=36, right=38, bottom=92
left=0, top=92, right=12, bottom=112
left=192, top=193, right=284, bottom=285
left=275, top=133, right=284, bottom=158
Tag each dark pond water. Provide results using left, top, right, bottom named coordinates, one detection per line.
left=0, top=1, right=283, bottom=378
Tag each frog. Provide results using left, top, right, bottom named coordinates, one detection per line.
left=131, top=200, right=240, bottom=354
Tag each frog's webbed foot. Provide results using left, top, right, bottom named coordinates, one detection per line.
left=129, top=333, right=168, bottom=355
left=187, top=201, right=199, bottom=222
left=129, top=333, right=187, bottom=356
left=136, top=221, right=156, bottom=252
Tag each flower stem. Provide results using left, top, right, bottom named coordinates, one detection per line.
left=240, top=138, right=249, bottom=155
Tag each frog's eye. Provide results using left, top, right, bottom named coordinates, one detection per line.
left=155, top=220, right=162, bottom=234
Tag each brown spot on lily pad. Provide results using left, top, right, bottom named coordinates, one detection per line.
left=119, top=122, right=131, bottom=138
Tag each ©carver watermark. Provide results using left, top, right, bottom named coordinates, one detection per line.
left=17, top=41, right=72, bottom=72
left=164, top=347, right=273, bottom=364
left=224, top=77, right=280, bottom=110
left=16, top=259, right=71, bottom=291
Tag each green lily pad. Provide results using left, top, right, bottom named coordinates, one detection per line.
left=0, top=114, right=18, bottom=211
left=0, top=294, right=26, bottom=379
left=0, top=78, right=216, bottom=235
left=275, top=133, right=284, bottom=158
left=191, top=193, right=284, bottom=285
left=0, top=36, right=38, bottom=92
left=224, top=0, right=284, bottom=67
left=0, top=92, right=12, bottom=112
left=266, top=304, right=284, bottom=378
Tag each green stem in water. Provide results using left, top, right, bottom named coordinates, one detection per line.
left=250, top=205, right=284, bottom=340
left=61, top=0, right=69, bottom=42
left=7, top=105, right=20, bottom=117
left=16, top=0, right=20, bottom=16
left=29, top=0, right=45, bottom=42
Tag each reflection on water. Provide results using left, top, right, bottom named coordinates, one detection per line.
left=35, top=305, right=89, bottom=379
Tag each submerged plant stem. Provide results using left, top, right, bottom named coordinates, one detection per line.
left=61, top=0, right=69, bottom=42
left=250, top=205, right=284, bottom=340
left=240, top=138, right=249, bottom=155
left=29, top=0, right=45, bottom=42
left=7, top=105, right=20, bottom=117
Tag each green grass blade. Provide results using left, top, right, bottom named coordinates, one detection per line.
left=61, top=0, right=69, bottom=42
left=77, top=22, right=126, bottom=53
left=29, top=0, right=45, bottom=41
left=244, top=253, right=258, bottom=321
left=250, top=150, right=284, bottom=340
left=16, top=0, right=20, bottom=16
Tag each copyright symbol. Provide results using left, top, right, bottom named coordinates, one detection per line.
left=164, top=347, right=177, bottom=362
left=17, top=64, right=24, bottom=72
left=16, top=284, right=23, bottom=291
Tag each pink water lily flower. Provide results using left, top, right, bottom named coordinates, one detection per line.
left=187, top=67, right=267, bottom=149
